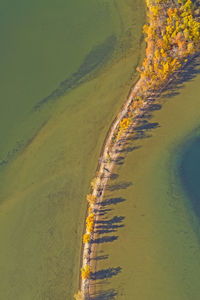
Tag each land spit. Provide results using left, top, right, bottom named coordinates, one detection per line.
left=80, top=69, right=179, bottom=298
left=79, top=0, right=200, bottom=297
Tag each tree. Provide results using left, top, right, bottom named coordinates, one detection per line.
left=90, top=178, right=96, bottom=190
left=81, top=265, right=91, bottom=280
left=86, top=194, right=96, bottom=205
left=156, top=39, right=164, bottom=49
left=74, top=290, right=84, bottom=300
left=83, top=233, right=90, bottom=244
left=86, top=213, right=95, bottom=233
left=187, top=41, right=194, bottom=53
left=90, top=177, right=100, bottom=190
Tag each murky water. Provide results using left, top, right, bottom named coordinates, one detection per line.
left=0, top=0, right=145, bottom=298
left=94, top=57, right=200, bottom=299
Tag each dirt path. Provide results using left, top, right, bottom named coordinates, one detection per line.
left=79, top=58, right=191, bottom=298
left=80, top=76, right=150, bottom=298
left=79, top=2, right=200, bottom=295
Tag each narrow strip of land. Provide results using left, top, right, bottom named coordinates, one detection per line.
left=76, top=1, right=200, bottom=299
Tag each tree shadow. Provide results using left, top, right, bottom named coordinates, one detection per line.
left=95, top=216, right=125, bottom=225
left=90, top=289, right=117, bottom=300
left=92, top=255, right=109, bottom=261
left=94, top=208, right=112, bottom=217
left=134, top=120, right=160, bottom=131
left=95, top=223, right=124, bottom=230
left=90, top=202, right=124, bottom=298
left=109, top=173, right=119, bottom=180
left=114, top=156, right=125, bottom=166
left=91, top=235, right=118, bottom=244
left=142, top=55, right=200, bottom=105
left=91, top=267, right=121, bottom=280
left=94, top=216, right=125, bottom=235
left=91, top=53, right=200, bottom=300
left=132, top=130, right=152, bottom=141
left=148, top=103, right=162, bottom=111
left=125, top=119, right=160, bottom=144
left=115, top=145, right=141, bottom=153
left=95, top=229, right=119, bottom=234
left=107, top=181, right=132, bottom=191
left=100, top=197, right=126, bottom=206
left=97, top=209, right=112, bottom=213
left=119, top=56, right=200, bottom=161
left=161, top=55, right=200, bottom=101
left=119, top=118, right=158, bottom=148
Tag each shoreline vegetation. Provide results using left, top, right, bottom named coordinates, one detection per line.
left=75, top=1, right=200, bottom=299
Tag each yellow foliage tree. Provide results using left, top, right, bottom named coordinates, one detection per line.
left=187, top=41, right=194, bottom=53
left=83, top=233, right=90, bottom=244
left=86, top=213, right=95, bottom=233
left=86, top=194, right=96, bottom=205
left=90, top=177, right=100, bottom=190
left=90, top=178, right=96, bottom=190
left=86, top=223, right=93, bottom=233
left=81, top=265, right=91, bottom=280
left=119, top=118, right=130, bottom=129
left=150, top=6, right=159, bottom=17
left=74, top=290, right=84, bottom=300
left=86, top=213, right=94, bottom=224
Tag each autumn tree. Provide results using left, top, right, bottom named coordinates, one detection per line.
left=86, top=194, right=96, bottom=206
left=83, top=233, right=90, bottom=244
left=81, top=265, right=91, bottom=280
left=74, top=290, right=84, bottom=300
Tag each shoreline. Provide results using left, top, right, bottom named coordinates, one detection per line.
left=75, top=1, right=200, bottom=299
left=80, top=56, right=196, bottom=298
left=93, top=57, right=200, bottom=299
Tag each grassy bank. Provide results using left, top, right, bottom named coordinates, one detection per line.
left=0, top=1, right=145, bottom=299
left=94, top=56, right=200, bottom=299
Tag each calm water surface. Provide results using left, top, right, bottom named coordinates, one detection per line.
left=94, top=57, right=200, bottom=299
left=0, top=0, right=145, bottom=299
left=0, top=0, right=116, bottom=163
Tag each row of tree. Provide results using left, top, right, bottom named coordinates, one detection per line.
left=75, top=1, right=200, bottom=299
left=138, top=0, right=200, bottom=89
left=114, top=0, right=200, bottom=144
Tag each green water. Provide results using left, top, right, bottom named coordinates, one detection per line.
left=94, top=58, right=200, bottom=299
left=0, top=0, right=117, bottom=164
left=0, top=0, right=145, bottom=299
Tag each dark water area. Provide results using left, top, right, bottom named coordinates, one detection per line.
left=179, top=135, right=200, bottom=221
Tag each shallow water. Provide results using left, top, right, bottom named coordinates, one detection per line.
left=0, top=0, right=145, bottom=299
left=0, top=0, right=118, bottom=164
left=94, top=57, right=200, bottom=299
